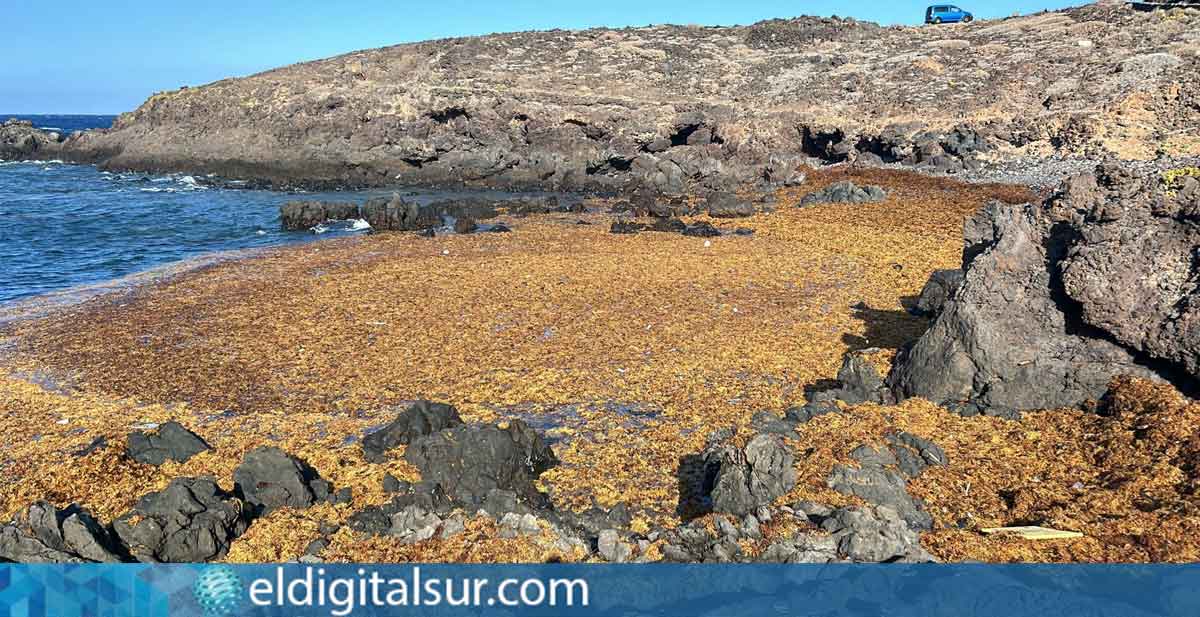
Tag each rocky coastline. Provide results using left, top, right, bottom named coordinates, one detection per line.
left=3, top=1, right=1200, bottom=565
left=4, top=3, right=1198, bottom=193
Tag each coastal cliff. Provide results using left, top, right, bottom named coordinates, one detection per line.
left=30, top=2, right=1200, bottom=190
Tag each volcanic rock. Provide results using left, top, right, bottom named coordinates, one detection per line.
left=233, top=447, right=333, bottom=515
left=44, top=5, right=1200, bottom=189
left=404, top=420, right=558, bottom=510
left=889, top=165, right=1175, bottom=414
left=113, top=477, right=247, bottom=563
left=361, top=194, right=432, bottom=231
left=911, top=269, right=964, bottom=317
left=826, top=437, right=943, bottom=531
left=703, top=432, right=797, bottom=516
left=813, top=349, right=894, bottom=405
left=681, top=221, right=722, bottom=238
left=0, top=502, right=124, bottom=563
left=361, top=401, right=464, bottom=463
left=819, top=505, right=933, bottom=563
left=126, top=421, right=212, bottom=466
left=280, top=201, right=360, bottom=230
left=0, top=119, right=63, bottom=160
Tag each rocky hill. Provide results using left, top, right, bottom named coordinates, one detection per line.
left=16, top=1, right=1199, bottom=190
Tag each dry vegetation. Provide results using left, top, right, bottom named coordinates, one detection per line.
left=4, top=169, right=1197, bottom=562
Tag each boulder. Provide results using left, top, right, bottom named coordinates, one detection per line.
left=126, top=421, right=212, bottom=466
left=911, top=269, right=964, bottom=317
left=233, top=447, right=332, bottom=515
left=816, top=350, right=894, bottom=405
left=280, top=201, right=360, bottom=231
left=0, top=120, right=62, bottom=160
left=703, top=432, right=796, bottom=516
left=361, top=194, right=433, bottom=231
left=0, top=502, right=124, bottom=563
left=114, top=478, right=247, bottom=563
left=404, top=420, right=558, bottom=510
left=361, top=401, right=464, bottom=463
left=889, top=165, right=1171, bottom=414
left=799, top=181, right=887, bottom=206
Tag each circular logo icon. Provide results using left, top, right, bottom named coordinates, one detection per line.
left=193, top=566, right=244, bottom=616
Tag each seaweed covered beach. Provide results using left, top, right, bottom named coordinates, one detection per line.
left=4, top=167, right=1198, bottom=563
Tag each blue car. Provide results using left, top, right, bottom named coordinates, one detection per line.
left=925, top=5, right=974, bottom=24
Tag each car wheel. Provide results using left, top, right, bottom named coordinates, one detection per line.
left=933, top=17, right=942, bottom=24
left=964, top=15, right=973, bottom=22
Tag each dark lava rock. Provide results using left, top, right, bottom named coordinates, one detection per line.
left=114, top=477, right=247, bottom=563
left=361, top=401, right=465, bottom=463
left=834, top=350, right=892, bottom=405
left=706, top=192, right=755, bottom=218
left=826, top=435, right=945, bottom=531
left=127, top=421, right=212, bottom=466
left=799, top=181, right=887, bottom=206
left=280, top=201, right=360, bottom=231
left=0, top=502, right=125, bottom=563
left=233, top=447, right=332, bottom=515
left=681, top=221, right=721, bottom=238
left=348, top=482, right=454, bottom=536
left=489, top=223, right=513, bottom=233
left=886, top=431, right=947, bottom=478
left=911, top=269, right=964, bottom=317
left=889, top=165, right=1171, bottom=414
left=703, top=432, right=797, bottom=516
left=810, top=350, right=893, bottom=406
left=362, top=194, right=435, bottom=231
left=610, top=220, right=644, bottom=234
left=405, top=420, right=558, bottom=510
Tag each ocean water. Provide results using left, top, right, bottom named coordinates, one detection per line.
left=0, top=115, right=549, bottom=306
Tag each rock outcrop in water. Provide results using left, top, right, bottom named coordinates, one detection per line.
left=15, top=4, right=1196, bottom=190
left=889, top=163, right=1198, bottom=414
left=0, top=119, right=63, bottom=160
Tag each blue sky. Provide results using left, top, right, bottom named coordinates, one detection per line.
left=2, top=0, right=1082, bottom=114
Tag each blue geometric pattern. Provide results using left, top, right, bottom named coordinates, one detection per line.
left=0, top=565, right=200, bottom=617
left=3, top=564, right=1200, bottom=616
